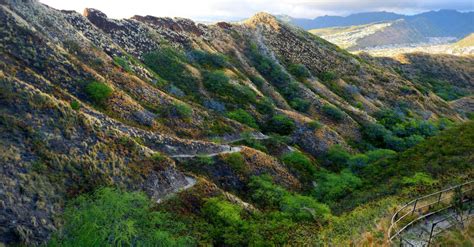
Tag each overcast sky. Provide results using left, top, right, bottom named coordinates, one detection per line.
left=39, top=0, right=474, bottom=21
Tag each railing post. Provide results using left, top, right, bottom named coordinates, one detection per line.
left=411, top=199, right=418, bottom=216
left=427, top=222, right=437, bottom=247
left=437, top=191, right=442, bottom=205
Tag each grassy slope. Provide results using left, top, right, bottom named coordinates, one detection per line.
left=390, top=120, right=474, bottom=179
left=453, top=33, right=474, bottom=48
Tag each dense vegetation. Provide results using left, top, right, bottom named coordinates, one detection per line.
left=49, top=188, right=194, bottom=246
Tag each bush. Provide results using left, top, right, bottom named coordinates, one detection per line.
left=401, top=172, right=437, bottom=187
left=227, top=109, right=258, bottom=129
left=287, top=64, right=311, bottom=81
left=308, top=120, right=322, bottom=130
left=203, top=71, right=231, bottom=95
left=85, top=81, right=113, bottom=106
left=280, top=194, right=331, bottom=222
left=248, top=175, right=288, bottom=209
left=113, top=56, right=132, bottom=73
left=70, top=100, right=80, bottom=110
left=49, top=188, right=194, bottom=246
left=203, top=71, right=256, bottom=105
left=319, top=71, right=337, bottom=82
left=418, top=77, right=468, bottom=101
left=151, top=152, right=166, bottom=162
left=290, top=98, right=310, bottom=113
left=248, top=175, right=331, bottom=222
left=197, top=155, right=215, bottom=166
left=248, top=43, right=290, bottom=87
left=190, top=50, right=228, bottom=69
left=282, top=151, right=316, bottom=183
left=202, top=197, right=245, bottom=246
left=164, top=102, right=192, bottom=119
left=256, top=98, right=275, bottom=115
left=264, top=115, right=295, bottom=135
left=143, top=47, right=199, bottom=98
left=224, top=152, right=246, bottom=173
left=203, top=197, right=243, bottom=226
left=322, top=104, right=345, bottom=121
left=325, top=145, right=351, bottom=171
left=313, top=170, right=362, bottom=203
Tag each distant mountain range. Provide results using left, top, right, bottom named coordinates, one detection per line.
left=278, top=11, right=404, bottom=30
left=280, top=10, right=474, bottom=53
left=280, top=10, right=473, bottom=37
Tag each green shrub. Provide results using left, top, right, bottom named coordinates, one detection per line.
left=224, top=152, right=246, bottom=173
left=290, top=98, right=310, bottom=113
left=248, top=43, right=290, bottom=87
left=203, top=197, right=243, bottom=226
left=190, top=50, right=228, bottom=69
left=248, top=175, right=331, bottom=222
left=313, top=170, right=362, bottom=203
left=287, top=64, right=311, bottom=81
left=401, top=172, right=437, bottom=187
left=282, top=151, right=316, bottom=183
left=418, top=77, right=468, bottom=101
left=280, top=194, right=331, bottom=222
left=208, top=121, right=233, bottom=135
left=113, top=56, right=132, bottom=73
left=85, top=81, right=113, bottom=106
left=70, top=100, right=80, bottom=110
left=197, top=155, right=215, bottom=166
left=324, top=145, right=351, bottom=171
left=248, top=175, right=288, bottom=209
left=49, top=188, right=194, bottom=246
left=322, top=104, right=345, bottom=121
left=203, top=71, right=256, bottom=105
left=227, top=109, right=258, bottom=129
left=249, top=75, right=266, bottom=88
left=238, top=132, right=268, bottom=152
left=201, top=197, right=245, bottom=246
left=203, top=71, right=231, bottom=95
left=256, top=98, right=275, bottom=115
left=173, top=102, right=192, bottom=119
left=319, top=71, right=337, bottom=82
left=264, top=115, right=295, bottom=135
left=163, top=102, right=192, bottom=119
left=354, top=102, right=363, bottom=109
left=151, top=152, right=166, bottom=162
left=143, top=47, right=199, bottom=98
left=308, top=120, right=322, bottom=130
left=347, top=149, right=396, bottom=173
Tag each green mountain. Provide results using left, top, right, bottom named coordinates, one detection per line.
left=0, top=1, right=472, bottom=246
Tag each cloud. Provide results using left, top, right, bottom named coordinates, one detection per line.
left=39, top=0, right=474, bottom=20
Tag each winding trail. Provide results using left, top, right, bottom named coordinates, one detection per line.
left=170, top=146, right=242, bottom=158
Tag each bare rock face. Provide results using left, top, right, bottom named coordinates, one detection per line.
left=83, top=8, right=119, bottom=32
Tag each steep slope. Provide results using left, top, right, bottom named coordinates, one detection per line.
left=0, top=0, right=470, bottom=245
left=454, top=33, right=474, bottom=48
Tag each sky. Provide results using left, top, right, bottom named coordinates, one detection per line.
left=39, top=0, right=474, bottom=21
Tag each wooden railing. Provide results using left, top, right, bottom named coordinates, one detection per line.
left=388, top=180, right=474, bottom=245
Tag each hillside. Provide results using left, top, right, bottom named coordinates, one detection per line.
left=454, top=33, right=474, bottom=47
left=0, top=0, right=472, bottom=245
left=305, top=10, right=474, bottom=54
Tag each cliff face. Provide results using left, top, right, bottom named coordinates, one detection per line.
left=0, top=0, right=471, bottom=245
